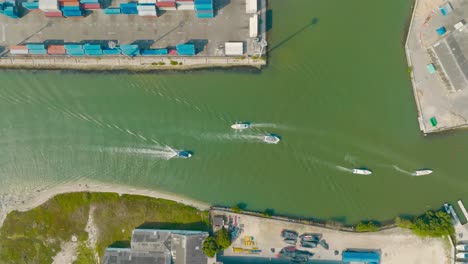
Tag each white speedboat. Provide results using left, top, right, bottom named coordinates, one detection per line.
left=414, top=169, right=433, bottom=176
left=231, top=122, right=251, bottom=130
left=456, top=253, right=468, bottom=259
left=352, top=169, right=372, bottom=175
left=264, top=134, right=280, bottom=144
left=177, top=151, right=192, bottom=158
left=457, top=245, right=468, bottom=251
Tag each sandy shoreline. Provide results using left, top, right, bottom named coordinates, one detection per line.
left=0, top=179, right=211, bottom=228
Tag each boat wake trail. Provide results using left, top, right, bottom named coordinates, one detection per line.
left=107, top=145, right=178, bottom=160
left=336, top=165, right=353, bottom=173
left=392, top=165, right=414, bottom=176
left=200, top=132, right=264, bottom=142
left=252, top=123, right=284, bottom=129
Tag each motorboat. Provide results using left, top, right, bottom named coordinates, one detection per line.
left=352, top=169, right=372, bottom=175
left=177, top=151, right=192, bottom=158
left=414, top=169, right=433, bottom=176
left=457, top=245, right=468, bottom=251
left=231, top=122, right=251, bottom=130
left=456, top=253, right=468, bottom=259
left=264, top=134, right=280, bottom=144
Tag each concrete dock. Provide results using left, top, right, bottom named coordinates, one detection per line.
left=405, top=0, right=468, bottom=133
left=211, top=210, right=449, bottom=264
left=0, top=0, right=268, bottom=70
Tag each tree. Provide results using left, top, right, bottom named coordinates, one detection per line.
left=411, top=210, right=454, bottom=237
left=202, top=236, right=218, bottom=257
left=395, top=216, right=412, bottom=229
left=215, top=228, right=231, bottom=249
left=231, top=205, right=241, bottom=213
left=355, top=221, right=380, bottom=232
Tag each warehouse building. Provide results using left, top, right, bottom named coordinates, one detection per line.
left=103, top=229, right=209, bottom=264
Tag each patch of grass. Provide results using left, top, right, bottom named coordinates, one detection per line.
left=170, top=60, right=178, bottom=66
left=355, top=221, right=380, bottom=232
left=0, top=192, right=208, bottom=263
left=74, top=242, right=95, bottom=264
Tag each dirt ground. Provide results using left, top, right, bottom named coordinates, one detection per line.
left=214, top=210, right=451, bottom=264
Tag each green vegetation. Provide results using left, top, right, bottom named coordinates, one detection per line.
left=201, top=228, right=232, bottom=257
left=170, top=60, right=178, bottom=66
left=158, top=61, right=166, bottom=65
left=231, top=205, right=242, bottom=213
left=178, top=62, right=183, bottom=65
left=410, top=210, right=454, bottom=237
left=201, top=236, right=218, bottom=257
left=215, top=228, right=231, bottom=249
left=395, top=216, right=412, bottom=229
left=355, top=221, right=380, bottom=232
left=407, top=66, right=413, bottom=75
left=394, top=210, right=454, bottom=237
left=0, top=192, right=208, bottom=264
left=262, top=209, right=274, bottom=218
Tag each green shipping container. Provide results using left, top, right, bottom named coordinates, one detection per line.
left=430, top=117, right=438, bottom=127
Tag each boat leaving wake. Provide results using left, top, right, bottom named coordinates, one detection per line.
left=108, top=145, right=178, bottom=160
left=392, top=165, right=414, bottom=176
left=336, top=165, right=353, bottom=173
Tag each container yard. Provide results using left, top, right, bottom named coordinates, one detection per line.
left=0, top=0, right=267, bottom=70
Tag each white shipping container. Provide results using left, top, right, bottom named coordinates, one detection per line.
left=176, top=4, right=194, bottom=10
left=158, top=6, right=176, bottom=10
left=39, top=0, right=58, bottom=11
left=10, top=49, right=29, bottom=55
left=225, top=42, right=244, bottom=56
left=249, top=15, right=258, bottom=38
left=138, top=0, right=156, bottom=3
left=138, top=10, right=157, bottom=16
left=246, top=0, right=257, bottom=14
left=137, top=5, right=156, bottom=10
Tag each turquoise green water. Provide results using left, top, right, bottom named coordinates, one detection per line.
left=1, top=0, right=466, bottom=224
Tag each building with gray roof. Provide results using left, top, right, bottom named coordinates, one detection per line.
left=103, top=229, right=209, bottom=264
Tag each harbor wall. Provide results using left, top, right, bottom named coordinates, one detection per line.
left=0, top=55, right=266, bottom=71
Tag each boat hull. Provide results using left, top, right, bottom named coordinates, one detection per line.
left=352, top=169, right=372, bottom=175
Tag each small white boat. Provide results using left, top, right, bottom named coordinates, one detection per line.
left=352, top=169, right=372, bottom=175
left=457, top=245, right=468, bottom=251
left=177, top=151, right=192, bottom=158
left=231, top=122, right=251, bottom=130
left=456, top=253, right=468, bottom=259
left=414, top=169, right=433, bottom=176
left=264, top=134, right=280, bottom=144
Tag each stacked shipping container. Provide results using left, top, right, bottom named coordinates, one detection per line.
left=194, top=0, right=213, bottom=18
left=0, top=0, right=19, bottom=19
left=9, top=42, right=199, bottom=57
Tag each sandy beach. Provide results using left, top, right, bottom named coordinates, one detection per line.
left=0, top=179, right=211, bottom=228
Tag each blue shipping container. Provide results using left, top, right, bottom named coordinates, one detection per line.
left=86, top=49, right=103, bottom=55
left=104, top=8, right=120, bottom=14
left=121, top=49, right=140, bottom=56
left=29, top=49, right=47, bottom=55
left=26, top=43, right=46, bottom=50
left=196, top=12, right=214, bottom=18
left=64, top=44, right=82, bottom=49
left=141, top=49, right=169, bottom=56
left=103, top=49, right=121, bottom=55
left=61, top=6, right=81, bottom=11
left=120, top=44, right=139, bottom=50
left=66, top=49, right=85, bottom=55
left=63, top=10, right=83, bottom=16
left=83, top=44, right=102, bottom=50
left=22, top=1, right=39, bottom=9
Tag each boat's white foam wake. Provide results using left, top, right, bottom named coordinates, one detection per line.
left=199, top=132, right=264, bottom=142
left=392, top=165, right=414, bottom=176
left=336, top=165, right=353, bottom=173
left=108, top=146, right=178, bottom=160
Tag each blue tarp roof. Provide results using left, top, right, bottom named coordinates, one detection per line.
left=342, top=251, right=380, bottom=263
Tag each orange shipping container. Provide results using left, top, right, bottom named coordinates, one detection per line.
left=9, top=45, right=28, bottom=50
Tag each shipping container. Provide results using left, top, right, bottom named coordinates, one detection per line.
left=104, top=8, right=120, bottom=14
left=141, top=48, right=168, bottom=55
left=103, top=49, right=121, bottom=55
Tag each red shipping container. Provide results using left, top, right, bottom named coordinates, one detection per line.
left=45, top=11, right=63, bottom=17
left=168, top=49, right=178, bottom=55
left=47, top=45, right=66, bottom=55
left=82, top=3, right=101, bottom=9
left=157, top=2, right=176, bottom=7
left=62, top=2, right=80, bottom=6
left=9, top=45, right=28, bottom=50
